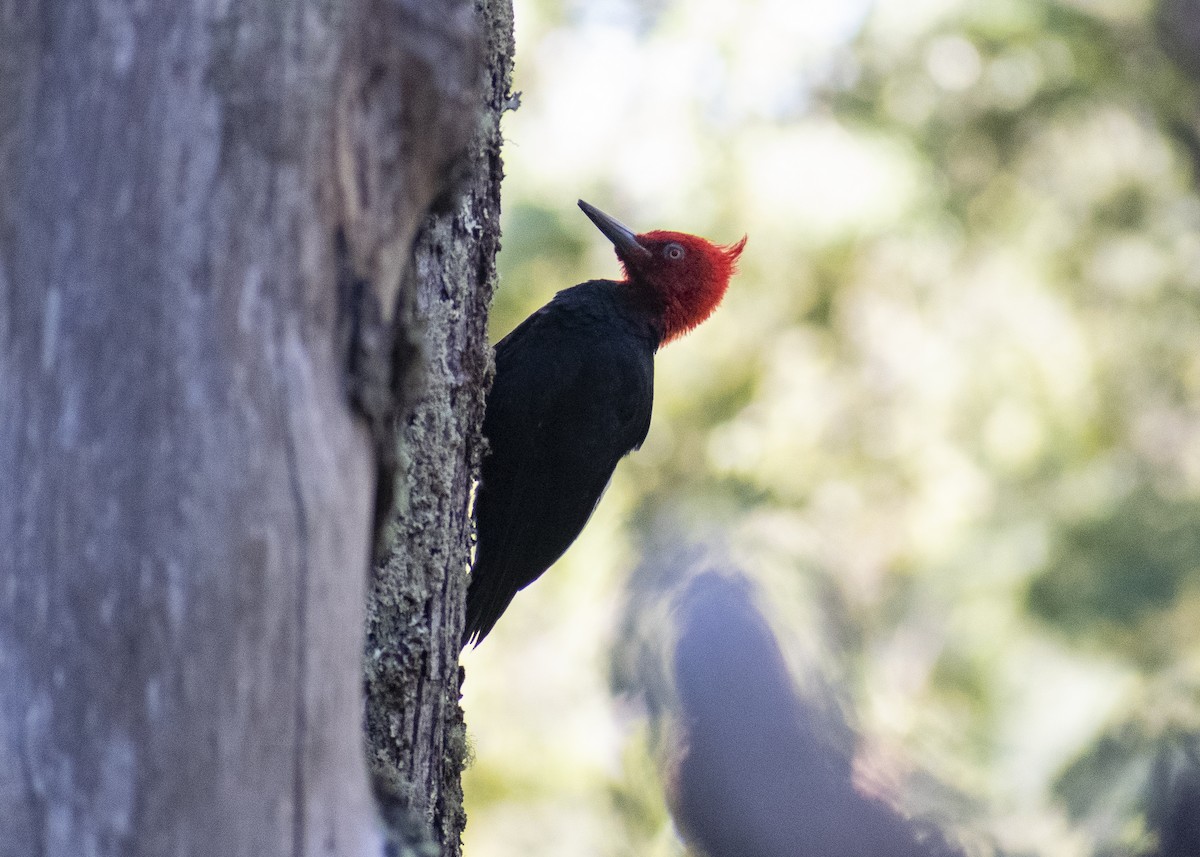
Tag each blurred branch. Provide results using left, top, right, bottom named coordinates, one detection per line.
left=617, top=547, right=974, bottom=857
left=1158, top=0, right=1200, bottom=83
left=1147, top=737, right=1200, bottom=857
left=1156, top=0, right=1200, bottom=185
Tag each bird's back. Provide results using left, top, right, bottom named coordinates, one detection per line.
left=464, top=281, right=658, bottom=645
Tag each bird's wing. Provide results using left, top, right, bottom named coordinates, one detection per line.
left=464, top=300, right=654, bottom=644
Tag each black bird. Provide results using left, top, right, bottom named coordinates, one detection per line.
left=462, top=201, right=746, bottom=646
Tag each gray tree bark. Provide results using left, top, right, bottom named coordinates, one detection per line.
left=363, top=0, right=514, bottom=853
left=0, top=1, right=483, bottom=855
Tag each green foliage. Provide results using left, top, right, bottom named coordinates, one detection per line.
left=1053, top=726, right=1159, bottom=855
left=1029, top=491, right=1200, bottom=656
left=463, top=1, right=1200, bottom=855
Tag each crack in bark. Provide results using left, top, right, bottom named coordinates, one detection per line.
left=19, top=727, right=47, bottom=857
left=279, top=324, right=312, bottom=857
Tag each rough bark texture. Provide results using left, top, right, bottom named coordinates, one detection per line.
left=0, top=1, right=479, bottom=855
left=362, top=0, right=514, bottom=853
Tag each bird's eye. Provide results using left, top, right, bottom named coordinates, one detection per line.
left=665, top=243, right=685, bottom=260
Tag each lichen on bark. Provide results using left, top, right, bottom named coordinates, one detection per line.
left=362, top=0, right=514, bottom=853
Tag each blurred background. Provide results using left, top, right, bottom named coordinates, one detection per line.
left=458, top=0, right=1200, bottom=854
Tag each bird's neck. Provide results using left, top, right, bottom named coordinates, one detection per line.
left=634, top=280, right=726, bottom=346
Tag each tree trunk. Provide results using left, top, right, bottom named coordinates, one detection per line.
left=363, top=0, right=514, bottom=852
left=0, top=2, right=480, bottom=855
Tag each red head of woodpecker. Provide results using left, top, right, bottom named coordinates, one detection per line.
left=579, top=199, right=748, bottom=344
left=462, top=201, right=746, bottom=647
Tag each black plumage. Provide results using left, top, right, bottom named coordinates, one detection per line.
left=463, top=280, right=658, bottom=646
left=462, top=200, right=744, bottom=647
